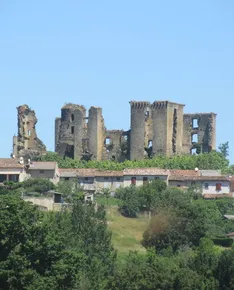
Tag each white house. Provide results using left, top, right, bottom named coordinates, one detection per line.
left=0, top=158, right=28, bottom=183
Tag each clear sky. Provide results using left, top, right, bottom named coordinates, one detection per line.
left=0, top=0, right=233, bottom=162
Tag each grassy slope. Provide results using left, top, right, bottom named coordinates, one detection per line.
left=95, top=197, right=149, bottom=254
left=106, top=206, right=149, bottom=254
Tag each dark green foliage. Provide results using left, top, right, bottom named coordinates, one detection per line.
left=142, top=186, right=234, bottom=252
left=212, top=237, right=233, bottom=247
left=0, top=195, right=116, bottom=289
left=215, top=249, right=234, bottom=289
left=218, top=141, right=229, bottom=158
left=116, top=180, right=167, bottom=217
left=116, top=186, right=140, bottom=217
left=21, top=178, right=55, bottom=193
left=38, top=151, right=230, bottom=172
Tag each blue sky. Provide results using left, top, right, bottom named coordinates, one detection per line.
left=0, top=0, right=233, bottom=162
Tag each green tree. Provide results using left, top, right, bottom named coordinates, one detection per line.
left=218, top=141, right=229, bottom=158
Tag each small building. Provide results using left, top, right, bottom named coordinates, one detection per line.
left=0, top=158, right=28, bottom=183
left=27, top=162, right=60, bottom=184
left=123, top=168, right=169, bottom=187
left=169, top=174, right=231, bottom=197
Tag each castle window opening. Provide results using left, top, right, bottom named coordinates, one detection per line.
left=191, top=148, right=197, bottom=155
left=105, top=138, right=111, bottom=145
left=192, top=118, right=198, bottom=128
left=192, top=133, right=198, bottom=143
left=28, top=130, right=31, bottom=137
left=145, top=110, right=149, bottom=118
left=71, top=114, right=74, bottom=121
left=148, top=140, right=153, bottom=148
left=71, top=126, right=74, bottom=134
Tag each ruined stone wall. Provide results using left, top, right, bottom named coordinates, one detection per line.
left=130, top=101, right=150, bottom=160
left=151, top=101, right=168, bottom=156
left=55, top=104, right=86, bottom=159
left=87, top=107, right=105, bottom=160
left=54, top=101, right=216, bottom=161
left=182, top=113, right=217, bottom=154
left=166, top=102, right=184, bottom=155
left=103, top=130, right=128, bottom=161
left=13, top=105, right=46, bottom=159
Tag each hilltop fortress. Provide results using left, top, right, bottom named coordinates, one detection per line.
left=13, top=101, right=216, bottom=161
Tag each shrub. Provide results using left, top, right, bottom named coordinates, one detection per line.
left=212, top=237, right=233, bottom=247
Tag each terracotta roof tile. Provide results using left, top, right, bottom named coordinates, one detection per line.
left=0, top=158, right=24, bottom=168
left=29, top=162, right=57, bottom=170
left=169, top=175, right=229, bottom=181
left=123, top=168, right=169, bottom=176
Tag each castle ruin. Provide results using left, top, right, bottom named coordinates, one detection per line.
left=13, top=105, right=46, bottom=159
left=55, top=101, right=216, bottom=161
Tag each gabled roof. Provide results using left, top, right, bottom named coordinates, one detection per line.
left=59, top=168, right=123, bottom=177
left=0, top=158, right=24, bottom=169
left=169, top=175, right=230, bottom=181
left=123, top=168, right=169, bottom=176
left=29, top=162, right=57, bottom=170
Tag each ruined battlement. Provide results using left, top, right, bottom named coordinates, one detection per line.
left=12, top=100, right=216, bottom=162
left=13, top=105, right=46, bottom=160
left=54, top=100, right=216, bottom=161
left=130, top=101, right=151, bottom=109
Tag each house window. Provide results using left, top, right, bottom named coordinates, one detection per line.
left=39, top=170, right=44, bottom=174
left=177, top=185, right=181, bottom=187
left=71, top=126, right=74, bottom=134
left=65, top=177, right=70, bottom=181
left=216, top=183, right=222, bottom=191
left=143, top=176, right=148, bottom=185
left=154, top=177, right=160, bottom=180
left=131, top=177, right=136, bottom=185
left=191, top=181, right=196, bottom=185
left=104, top=177, right=108, bottom=180
left=116, top=177, right=121, bottom=181
left=0, top=174, right=7, bottom=183
left=204, top=183, right=209, bottom=190
left=85, top=177, right=88, bottom=181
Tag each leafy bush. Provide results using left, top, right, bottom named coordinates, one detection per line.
left=212, top=237, right=233, bottom=247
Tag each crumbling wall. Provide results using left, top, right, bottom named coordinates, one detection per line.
left=87, top=107, right=105, bottom=160
left=130, top=101, right=151, bottom=160
left=103, top=130, right=129, bottom=161
left=55, top=101, right=217, bottom=161
left=55, top=103, right=86, bottom=159
left=13, top=105, right=46, bottom=159
left=183, top=113, right=216, bottom=154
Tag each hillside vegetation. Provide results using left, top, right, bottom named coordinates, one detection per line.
left=39, top=151, right=233, bottom=173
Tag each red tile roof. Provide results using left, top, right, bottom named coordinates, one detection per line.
left=123, top=168, right=169, bottom=176
left=29, top=162, right=57, bottom=170
left=0, top=158, right=24, bottom=168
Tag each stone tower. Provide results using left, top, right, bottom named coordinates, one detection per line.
left=55, top=103, right=105, bottom=160
left=13, top=105, right=46, bottom=159
left=151, top=101, right=184, bottom=156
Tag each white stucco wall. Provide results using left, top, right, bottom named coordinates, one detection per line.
left=201, top=181, right=230, bottom=194
left=123, top=175, right=168, bottom=187
left=95, top=177, right=123, bottom=192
